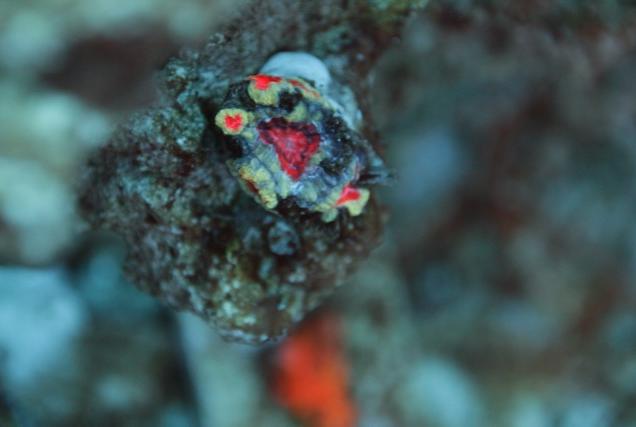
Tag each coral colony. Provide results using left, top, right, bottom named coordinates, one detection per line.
left=215, top=72, right=371, bottom=222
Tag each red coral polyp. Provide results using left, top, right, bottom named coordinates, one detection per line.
left=224, top=114, right=244, bottom=132
left=336, top=185, right=361, bottom=206
left=257, top=118, right=321, bottom=181
left=250, top=74, right=283, bottom=90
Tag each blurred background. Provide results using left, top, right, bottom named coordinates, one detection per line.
left=1, top=0, right=636, bottom=426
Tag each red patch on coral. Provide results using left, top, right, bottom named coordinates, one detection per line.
left=257, top=118, right=320, bottom=180
left=336, top=185, right=361, bottom=206
left=224, top=113, right=244, bottom=132
left=271, top=311, right=357, bottom=427
left=243, top=179, right=259, bottom=195
left=249, top=74, right=282, bottom=90
left=290, top=79, right=320, bottom=98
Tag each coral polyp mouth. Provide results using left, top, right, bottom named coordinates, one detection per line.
left=257, top=118, right=321, bottom=181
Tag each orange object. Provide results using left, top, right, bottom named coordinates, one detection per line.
left=271, top=311, right=357, bottom=427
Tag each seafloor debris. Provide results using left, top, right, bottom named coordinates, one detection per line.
left=271, top=311, right=356, bottom=427
left=80, top=0, right=418, bottom=343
